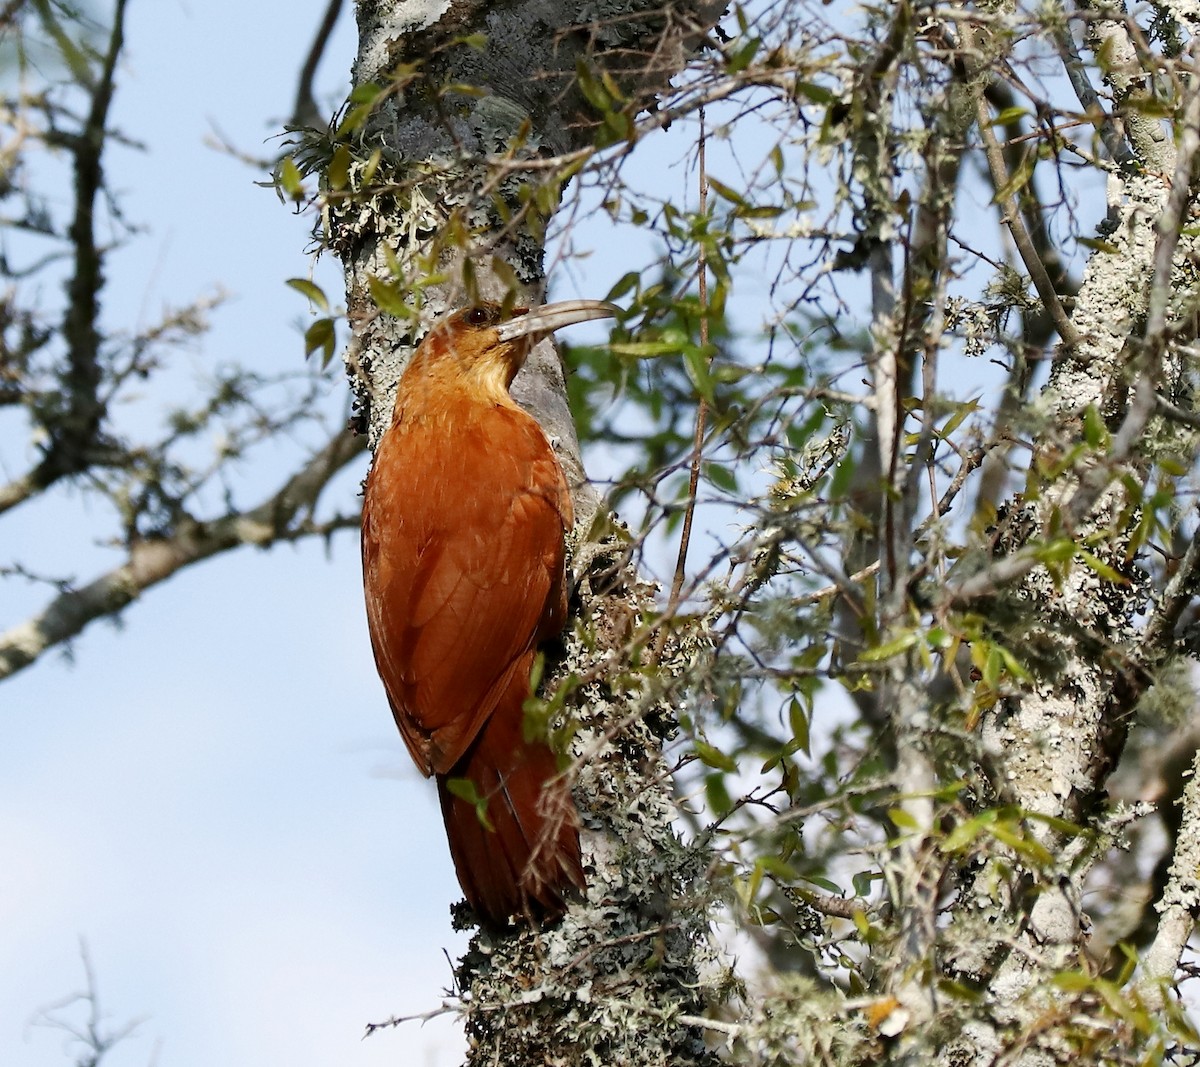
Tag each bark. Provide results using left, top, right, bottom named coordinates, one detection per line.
left=927, top=28, right=1200, bottom=1067
left=1140, top=748, right=1200, bottom=1010
left=334, top=3, right=726, bottom=1063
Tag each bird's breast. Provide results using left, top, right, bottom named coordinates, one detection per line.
left=361, top=380, right=573, bottom=776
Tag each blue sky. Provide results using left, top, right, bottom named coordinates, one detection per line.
left=1, top=3, right=470, bottom=1064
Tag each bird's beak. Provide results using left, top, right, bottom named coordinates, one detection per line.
left=494, top=299, right=619, bottom=343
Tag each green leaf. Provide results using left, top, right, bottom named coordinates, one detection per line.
left=800, top=873, right=841, bottom=894
left=287, top=278, right=329, bottom=311
left=736, top=203, right=787, bottom=220
left=705, top=461, right=738, bottom=494
left=707, top=176, right=749, bottom=208
left=1081, top=404, right=1109, bottom=447
left=683, top=345, right=716, bottom=406
left=442, top=82, right=488, bottom=99
left=1078, top=550, right=1127, bottom=584
left=348, top=81, right=385, bottom=105
left=992, top=106, right=1030, bottom=125
left=1024, top=811, right=1086, bottom=837
left=788, top=697, right=810, bottom=757
left=983, top=646, right=1002, bottom=688
left=1037, top=538, right=1077, bottom=565
left=944, top=813, right=993, bottom=852
left=852, top=870, right=881, bottom=896
left=368, top=275, right=414, bottom=318
left=990, top=824, right=1053, bottom=867
left=606, top=272, right=640, bottom=302
left=797, top=81, right=834, bottom=105
left=705, top=773, right=732, bottom=816
left=527, top=651, right=545, bottom=695
left=304, top=318, right=336, bottom=366
left=756, top=855, right=797, bottom=882
left=609, top=341, right=682, bottom=358
left=32, top=0, right=92, bottom=86
left=727, top=37, right=761, bottom=73
left=993, top=154, right=1035, bottom=204
left=937, top=398, right=980, bottom=440
left=1077, top=236, right=1121, bottom=254
left=336, top=103, right=375, bottom=137
left=361, top=147, right=383, bottom=186
left=694, top=739, right=738, bottom=774
left=575, top=58, right=613, bottom=113
left=1051, top=970, right=1093, bottom=993
left=327, top=144, right=352, bottom=191
left=278, top=156, right=305, bottom=201
left=602, top=110, right=632, bottom=141
left=993, top=645, right=1030, bottom=682
left=859, top=631, right=918, bottom=661
left=445, top=777, right=494, bottom=831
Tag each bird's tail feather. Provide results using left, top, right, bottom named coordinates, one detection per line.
left=436, top=666, right=583, bottom=926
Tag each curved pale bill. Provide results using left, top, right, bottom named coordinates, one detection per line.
left=494, top=299, right=619, bottom=343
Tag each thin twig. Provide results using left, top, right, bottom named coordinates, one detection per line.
left=1143, top=515, right=1200, bottom=655
left=655, top=108, right=711, bottom=657
left=291, top=0, right=344, bottom=129
left=1156, top=393, right=1200, bottom=430
left=0, top=428, right=364, bottom=681
left=975, top=94, right=1080, bottom=350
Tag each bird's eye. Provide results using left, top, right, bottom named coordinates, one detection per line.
left=465, top=307, right=490, bottom=326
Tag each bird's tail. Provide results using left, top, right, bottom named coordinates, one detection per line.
left=436, top=664, right=584, bottom=927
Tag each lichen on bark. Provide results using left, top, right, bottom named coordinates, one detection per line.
left=453, top=544, right=725, bottom=1067
left=327, top=2, right=730, bottom=1062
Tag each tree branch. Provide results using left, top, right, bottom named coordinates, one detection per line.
left=975, top=92, right=1080, bottom=350
left=0, top=0, right=129, bottom=516
left=1139, top=747, right=1200, bottom=1010
left=0, top=427, right=363, bottom=682
left=1049, top=0, right=1134, bottom=167
left=290, top=0, right=344, bottom=130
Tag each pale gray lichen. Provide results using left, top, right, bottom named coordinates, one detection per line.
left=325, top=144, right=551, bottom=446
left=452, top=536, right=727, bottom=1067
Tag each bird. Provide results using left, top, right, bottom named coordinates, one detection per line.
left=361, top=298, right=617, bottom=926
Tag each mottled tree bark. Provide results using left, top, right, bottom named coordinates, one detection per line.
left=924, top=27, right=1200, bottom=1067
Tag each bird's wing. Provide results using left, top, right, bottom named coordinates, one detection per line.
left=362, top=404, right=572, bottom=776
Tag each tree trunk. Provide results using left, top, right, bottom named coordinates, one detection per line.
left=330, top=3, right=727, bottom=1063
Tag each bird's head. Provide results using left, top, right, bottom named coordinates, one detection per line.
left=413, top=299, right=618, bottom=395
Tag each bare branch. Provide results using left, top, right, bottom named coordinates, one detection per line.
left=1049, top=2, right=1134, bottom=167
left=0, top=0, right=129, bottom=516
left=1140, top=747, right=1200, bottom=1009
left=975, top=92, right=1081, bottom=350
left=0, top=428, right=364, bottom=682
left=30, top=940, right=144, bottom=1067
left=1144, top=520, right=1200, bottom=656
left=290, top=0, right=344, bottom=130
